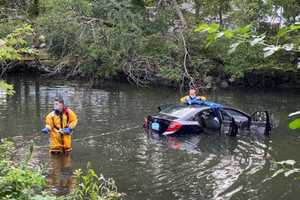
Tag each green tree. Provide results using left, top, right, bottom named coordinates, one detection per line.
left=0, top=24, right=35, bottom=95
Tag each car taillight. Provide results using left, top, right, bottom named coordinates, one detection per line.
left=166, top=121, right=182, bottom=132
left=143, top=117, right=148, bottom=128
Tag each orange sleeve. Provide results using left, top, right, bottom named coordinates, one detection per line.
left=45, top=112, right=54, bottom=131
left=68, top=109, right=78, bottom=129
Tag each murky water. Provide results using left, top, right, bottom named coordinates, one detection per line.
left=0, top=76, right=299, bottom=200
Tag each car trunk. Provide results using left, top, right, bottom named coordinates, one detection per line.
left=147, top=114, right=176, bottom=134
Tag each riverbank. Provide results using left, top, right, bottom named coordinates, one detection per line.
left=3, top=61, right=300, bottom=90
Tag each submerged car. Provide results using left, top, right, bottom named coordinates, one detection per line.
left=144, top=103, right=272, bottom=137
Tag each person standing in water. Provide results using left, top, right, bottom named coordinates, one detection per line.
left=42, top=97, right=78, bottom=153
left=180, top=87, right=206, bottom=105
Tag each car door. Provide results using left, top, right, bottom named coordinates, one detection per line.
left=220, top=108, right=250, bottom=129
left=249, top=111, right=272, bottom=136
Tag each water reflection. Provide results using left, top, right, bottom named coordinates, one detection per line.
left=145, top=132, right=272, bottom=200
left=47, top=153, right=74, bottom=195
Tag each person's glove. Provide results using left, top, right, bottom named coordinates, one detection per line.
left=41, top=127, right=50, bottom=134
left=63, top=127, right=72, bottom=135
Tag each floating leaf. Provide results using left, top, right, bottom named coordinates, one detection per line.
left=288, top=118, right=300, bottom=129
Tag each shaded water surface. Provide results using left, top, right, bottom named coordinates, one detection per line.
left=0, top=76, right=299, bottom=200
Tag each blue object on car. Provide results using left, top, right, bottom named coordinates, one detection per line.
left=186, top=99, right=224, bottom=110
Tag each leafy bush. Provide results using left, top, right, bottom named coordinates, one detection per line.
left=0, top=139, right=124, bottom=200
left=0, top=139, right=52, bottom=200
left=68, top=164, right=124, bottom=200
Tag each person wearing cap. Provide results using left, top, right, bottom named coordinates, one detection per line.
left=41, top=97, right=78, bottom=153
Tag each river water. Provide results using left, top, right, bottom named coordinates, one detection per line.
left=0, top=76, right=299, bottom=200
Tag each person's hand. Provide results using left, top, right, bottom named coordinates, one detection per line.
left=63, top=127, right=72, bottom=135
left=41, top=127, right=50, bottom=134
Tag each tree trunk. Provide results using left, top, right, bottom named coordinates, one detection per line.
left=195, top=0, right=201, bottom=20
left=172, top=0, right=187, bottom=28
left=218, top=2, right=223, bottom=28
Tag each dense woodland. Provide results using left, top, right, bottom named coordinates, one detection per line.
left=0, top=0, right=300, bottom=88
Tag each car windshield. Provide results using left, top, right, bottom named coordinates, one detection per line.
left=160, top=105, right=197, bottom=118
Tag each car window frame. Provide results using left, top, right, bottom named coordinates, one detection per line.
left=222, top=107, right=250, bottom=118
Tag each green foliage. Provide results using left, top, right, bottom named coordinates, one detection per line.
left=38, top=0, right=140, bottom=76
left=0, top=81, right=15, bottom=96
left=0, top=139, right=123, bottom=200
left=0, top=25, right=36, bottom=96
left=194, top=21, right=300, bottom=78
left=195, top=23, right=300, bottom=57
left=0, top=139, right=53, bottom=200
left=159, top=66, right=182, bottom=81
left=0, top=24, right=35, bottom=61
left=37, top=0, right=182, bottom=83
left=68, top=163, right=123, bottom=200
left=0, top=166, right=46, bottom=199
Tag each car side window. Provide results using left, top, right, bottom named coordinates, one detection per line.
left=195, top=109, right=221, bottom=129
left=220, top=110, right=232, bottom=121
left=222, top=108, right=249, bottom=122
left=193, top=109, right=212, bottom=121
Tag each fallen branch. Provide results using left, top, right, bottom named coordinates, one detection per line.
left=123, top=56, right=157, bottom=87
left=171, top=0, right=195, bottom=90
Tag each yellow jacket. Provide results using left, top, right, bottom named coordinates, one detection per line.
left=180, top=95, right=207, bottom=104
left=45, top=108, right=78, bottom=152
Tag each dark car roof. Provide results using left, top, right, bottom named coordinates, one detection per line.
left=159, top=104, right=210, bottom=120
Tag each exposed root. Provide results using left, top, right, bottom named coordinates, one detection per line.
left=123, top=56, right=157, bottom=87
